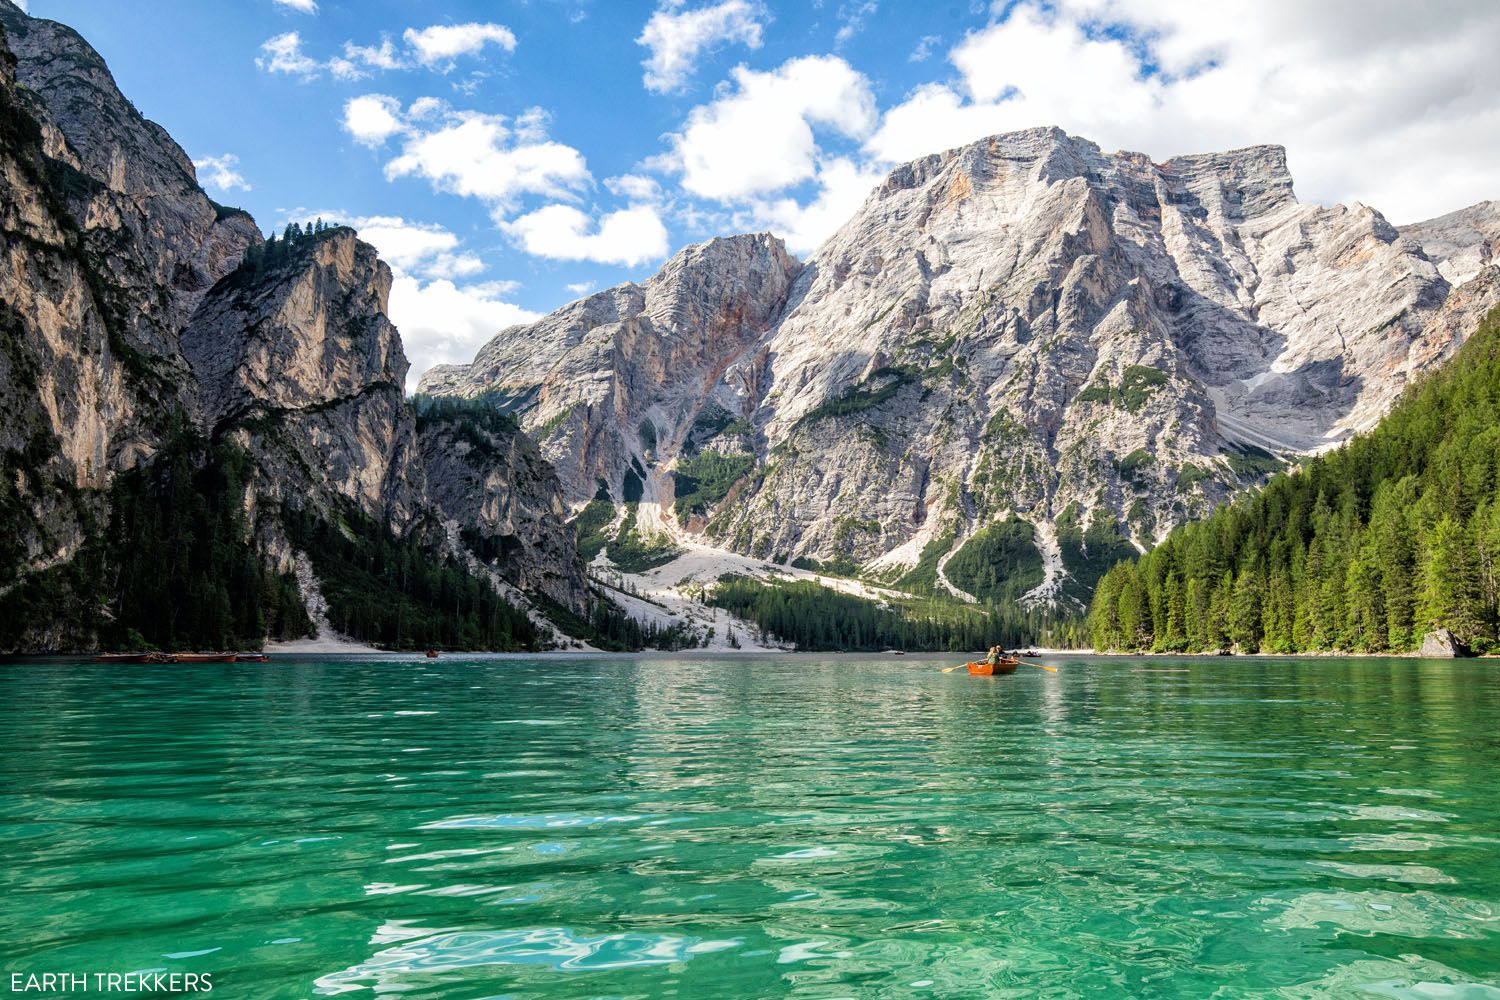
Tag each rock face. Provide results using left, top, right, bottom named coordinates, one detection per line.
left=179, top=228, right=590, bottom=614
left=424, top=127, right=1499, bottom=608
left=421, top=233, right=799, bottom=507
left=1418, top=629, right=1470, bottom=658
left=0, top=5, right=588, bottom=649
left=1401, top=201, right=1500, bottom=288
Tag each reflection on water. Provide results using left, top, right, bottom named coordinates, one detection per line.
left=1, top=654, right=1498, bottom=998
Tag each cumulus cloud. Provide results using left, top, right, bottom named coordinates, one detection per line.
left=669, top=55, right=877, bottom=200
left=272, top=0, right=318, bottom=12
left=605, top=174, right=664, bottom=203
left=342, top=94, right=407, bottom=146
left=739, top=156, right=883, bottom=255
left=256, top=32, right=321, bottom=76
left=503, top=205, right=670, bottom=266
left=193, top=154, right=252, bottom=193
left=294, top=211, right=533, bottom=389
left=566, top=281, right=597, bottom=296
left=386, top=112, right=590, bottom=209
left=403, top=23, right=517, bottom=68
left=259, top=22, right=515, bottom=80
left=347, top=215, right=486, bottom=281
left=637, top=1, right=765, bottom=93
left=342, top=96, right=591, bottom=211
left=864, top=0, right=1500, bottom=222
left=392, top=275, right=540, bottom=391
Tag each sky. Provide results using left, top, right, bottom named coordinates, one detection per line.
left=17, top=0, right=1500, bottom=389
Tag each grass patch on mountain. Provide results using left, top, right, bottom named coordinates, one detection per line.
left=673, top=451, right=755, bottom=519
left=1055, top=504, right=1137, bottom=601
left=1224, top=443, right=1284, bottom=480
left=895, top=528, right=957, bottom=594
left=944, top=517, right=1045, bottom=605
left=795, top=366, right=920, bottom=427
left=572, top=499, right=616, bottom=561
left=605, top=503, right=680, bottom=572
left=1074, top=365, right=1171, bottom=413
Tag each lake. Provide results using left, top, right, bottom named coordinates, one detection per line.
left=2, top=654, right=1498, bottom=998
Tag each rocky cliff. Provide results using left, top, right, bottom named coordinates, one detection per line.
left=0, top=4, right=589, bottom=650
left=424, top=128, right=1500, bottom=610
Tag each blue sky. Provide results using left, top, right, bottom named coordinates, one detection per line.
left=18, top=0, right=1500, bottom=385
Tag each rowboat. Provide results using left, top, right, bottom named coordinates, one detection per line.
left=95, top=652, right=157, bottom=664
left=966, top=658, right=1019, bottom=676
left=166, top=653, right=239, bottom=663
left=425, top=649, right=440, bottom=658
left=237, top=653, right=270, bottom=663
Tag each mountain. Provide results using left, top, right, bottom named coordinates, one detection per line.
left=0, top=4, right=591, bottom=652
left=421, top=128, right=1500, bottom=611
left=1088, top=302, right=1500, bottom=654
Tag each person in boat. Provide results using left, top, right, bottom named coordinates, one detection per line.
left=986, top=645, right=1001, bottom=667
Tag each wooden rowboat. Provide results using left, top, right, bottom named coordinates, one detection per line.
left=95, top=652, right=156, bottom=664
left=167, top=653, right=239, bottom=663
left=966, top=658, right=1019, bottom=676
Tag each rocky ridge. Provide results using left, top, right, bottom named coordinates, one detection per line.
left=0, top=4, right=589, bottom=650
left=424, top=128, right=1500, bottom=609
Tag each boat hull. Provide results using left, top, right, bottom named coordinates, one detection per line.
left=966, top=659, right=1019, bottom=676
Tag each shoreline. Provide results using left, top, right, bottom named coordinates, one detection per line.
left=1, top=648, right=1491, bottom=662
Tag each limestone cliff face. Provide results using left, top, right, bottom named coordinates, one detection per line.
left=1400, top=201, right=1500, bottom=288
left=422, top=234, right=799, bottom=507
left=183, top=230, right=428, bottom=535
left=0, top=4, right=589, bottom=647
left=417, top=413, right=590, bottom=612
left=180, top=229, right=590, bottom=613
left=424, top=128, right=1498, bottom=607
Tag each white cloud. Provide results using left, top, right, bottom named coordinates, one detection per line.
left=503, top=205, right=670, bottom=266
left=381, top=110, right=591, bottom=209
left=669, top=55, right=877, bottom=201
left=193, top=154, right=252, bottom=193
left=343, top=94, right=408, bottom=146
left=256, top=32, right=321, bottom=77
left=834, top=1, right=877, bottom=46
left=740, top=156, right=883, bottom=254
left=637, top=1, right=765, bottom=93
left=908, top=34, right=939, bottom=63
left=12, top=0, right=27, bottom=11
left=863, top=0, right=1500, bottom=223
left=566, top=281, right=597, bottom=296
left=330, top=37, right=406, bottom=80
left=605, top=174, right=663, bottom=203
left=392, top=275, right=540, bottom=392
left=403, top=23, right=517, bottom=69
left=259, top=23, right=514, bottom=80
left=349, top=215, right=485, bottom=281
left=272, top=0, right=318, bottom=12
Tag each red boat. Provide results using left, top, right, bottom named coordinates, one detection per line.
left=966, top=658, right=1019, bottom=676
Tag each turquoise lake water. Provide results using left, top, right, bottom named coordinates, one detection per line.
left=2, top=654, right=1499, bottom=998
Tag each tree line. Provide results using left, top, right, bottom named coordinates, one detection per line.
left=706, top=574, right=1064, bottom=652
left=1088, top=305, right=1500, bottom=654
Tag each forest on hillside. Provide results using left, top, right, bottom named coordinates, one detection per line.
left=1088, top=305, right=1500, bottom=654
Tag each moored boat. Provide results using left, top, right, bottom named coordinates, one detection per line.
left=166, top=653, right=239, bottom=663
left=237, top=653, right=270, bottom=663
left=95, top=652, right=155, bottom=664
left=966, top=658, right=1019, bottom=676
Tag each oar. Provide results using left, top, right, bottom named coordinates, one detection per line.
left=1016, top=659, right=1059, bottom=673
left=942, top=658, right=1059, bottom=674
